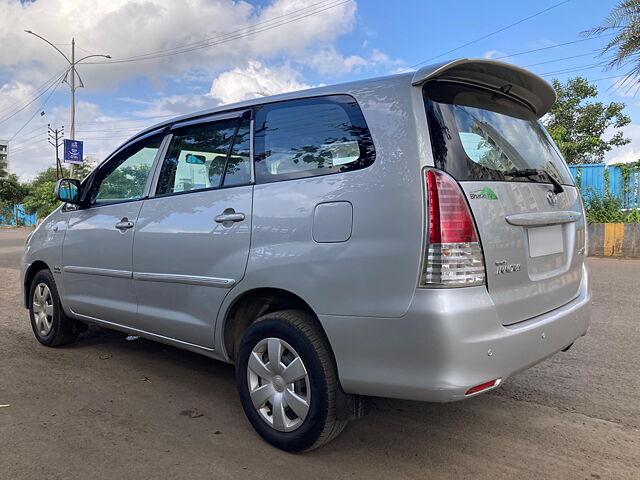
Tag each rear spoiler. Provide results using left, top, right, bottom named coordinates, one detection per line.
left=411, top=59, right=556, bottom=119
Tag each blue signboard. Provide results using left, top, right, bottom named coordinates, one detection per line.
left=64, top=139, right=83, bottom=164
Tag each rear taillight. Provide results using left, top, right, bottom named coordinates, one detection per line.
left=420, top=169, right=486, bottom=287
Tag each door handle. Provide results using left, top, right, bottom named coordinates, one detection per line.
left=115, top=218, right=135, bottom=231
left=215, top=209, right=245, bottom=225
left=215, top=213, right=245, bottom=223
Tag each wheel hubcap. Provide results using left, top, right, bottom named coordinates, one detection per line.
left=32, top=282, right=54, bottom=336
left=247, top=337, right=311, bottom=432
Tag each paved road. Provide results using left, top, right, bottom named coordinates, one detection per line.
left=0, top=227, right=28, bottom=269
left=1, top=228, right=638, bottom=479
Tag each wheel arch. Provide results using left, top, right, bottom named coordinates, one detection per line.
left=23, top=260, right=50, bottom=308
left=222, top=287, right=324, bottom=363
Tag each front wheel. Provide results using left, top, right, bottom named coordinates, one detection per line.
left=29, top=269, right=83, bottom=347
left=235, top=310, right=346, bottom=452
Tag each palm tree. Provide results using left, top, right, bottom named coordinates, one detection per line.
left=584, top=1, right=640, bottom=87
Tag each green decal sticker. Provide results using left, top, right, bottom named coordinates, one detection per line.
left=470, top=187, right=498, bottom=200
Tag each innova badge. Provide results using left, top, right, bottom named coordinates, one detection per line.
left=495, top=260, right=521, bottom=275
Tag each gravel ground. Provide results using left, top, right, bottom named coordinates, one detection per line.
left=1, top=227, right=638, bottom=479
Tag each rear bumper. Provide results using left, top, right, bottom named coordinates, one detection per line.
left=320, top=265, right=591, bottom=402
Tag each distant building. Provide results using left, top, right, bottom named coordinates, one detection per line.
left=0, top=140, right=8, bottom=176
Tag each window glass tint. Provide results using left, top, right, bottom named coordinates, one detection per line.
left=156, top=119, right=239, bottom=195
left=223, top=117, right=251, bottom=186
left=424, top=83, right=574, bottom=185
left=254, top=95, right=375, bottom=183
left=92, top=134, right=162, bottom=204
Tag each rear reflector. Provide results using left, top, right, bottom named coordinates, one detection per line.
left=465, top=379, right=499, bottom=396
left=420, top=169, right=485, bottom=287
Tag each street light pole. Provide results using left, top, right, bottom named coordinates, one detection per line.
left=24, top=30, right=110, bottom=178
left=70, top=38, right=75, bottom=143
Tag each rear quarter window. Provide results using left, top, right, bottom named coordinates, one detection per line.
left=253, top=95, right=375, bottom=183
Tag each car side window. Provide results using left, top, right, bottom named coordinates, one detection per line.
left=156, top=116, right=250, bottom=196
left=91, top=134, right=163, bottom=205
left=253, top=95, right=375, bottom=183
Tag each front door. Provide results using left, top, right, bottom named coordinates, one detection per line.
left=62, top=133, right=164, bottom=325
left=131, top=112, right=253, bottom=347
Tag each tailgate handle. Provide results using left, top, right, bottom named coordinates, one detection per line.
left=505, top=211, right=582, bottom=227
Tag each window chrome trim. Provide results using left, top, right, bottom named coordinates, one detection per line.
left=63, top=266, right=236, bottom=288
left=505, top=210, right=582, bottom=227
left=63, top=266, right=132, bottom=279
left=132, top=272, right=236, bottom=288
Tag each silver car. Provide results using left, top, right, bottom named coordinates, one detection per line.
left=22, top=58, right=591, bottom=451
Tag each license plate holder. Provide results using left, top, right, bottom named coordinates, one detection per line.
left=528, top=225, right=564, bottom=257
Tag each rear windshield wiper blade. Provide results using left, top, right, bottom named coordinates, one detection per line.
left=504, top=168, right=564, bottom=194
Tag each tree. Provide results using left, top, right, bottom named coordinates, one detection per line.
left=584, top=0, right=640, bottom=86
left=22, top=163, right=94, bottom=219
left=95, top=164, right=150, bottom=201
left=0, top=174, right=29, bottom=224
left=543, top=77, right=631, bottom=164
left=22, top=180, right=58, bottom=219
left=22, top=167, right=61, bottom=219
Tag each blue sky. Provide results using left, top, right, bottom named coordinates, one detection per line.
left=0, top=0, right=633, bottom=180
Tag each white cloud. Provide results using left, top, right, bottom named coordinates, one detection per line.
left=0, top=0, right=357, bottom=90
left=304, top=48, right=369, bottom=75
left=391, top=66, right=414, bottom=75
left=209, top=61, right=312, bottom=104
left=483, top=50, right=509, bottom=61
left=304, top=46, right=403, bottom=76
left=605, top=123, right=640, bottom=165
left=0, top=0, right=403, bottom=180
left=133, top=92, right=219, bottom=117
left=6, top=99, right=185, bottom=181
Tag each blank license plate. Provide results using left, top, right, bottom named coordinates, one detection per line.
left=528, top=225, right=564, bottom=257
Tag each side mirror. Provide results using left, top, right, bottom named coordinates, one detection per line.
left=54, top=178, right=82, bottom=205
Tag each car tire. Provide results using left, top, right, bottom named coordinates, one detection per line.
left=236, top=309, right=347, bottom=452
left=29, top=269, right=82, bottom=347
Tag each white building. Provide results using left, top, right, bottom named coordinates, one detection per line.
left=0, top=140, right=8, bottom=176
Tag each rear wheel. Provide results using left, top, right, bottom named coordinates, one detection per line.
left=235, top=309, right=346, bottom=451
left=29, top=269, right=82, bottom=347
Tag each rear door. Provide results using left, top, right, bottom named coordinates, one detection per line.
left=130, top=111, right=253, bottom=347
left=424, top=82, right=585, bottom=325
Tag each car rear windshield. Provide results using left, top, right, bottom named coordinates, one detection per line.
left=423, top=82, right=574, bottom=186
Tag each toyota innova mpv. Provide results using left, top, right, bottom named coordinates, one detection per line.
left=22, top=59, right=591, bottom=451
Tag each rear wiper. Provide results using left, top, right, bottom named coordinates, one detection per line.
left=504, top=168, right=564, bottom=194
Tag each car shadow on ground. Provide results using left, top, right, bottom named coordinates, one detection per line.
left=67, top=324, right=575, bottom=458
